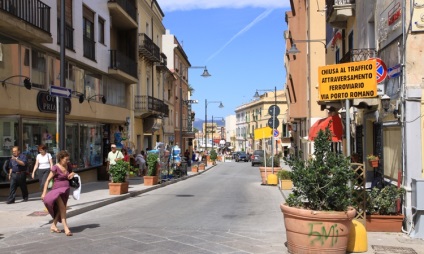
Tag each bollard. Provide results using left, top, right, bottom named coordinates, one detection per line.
left=347, top=219, right=368, bottom=252
left=267, top=174, right=278, bottom=185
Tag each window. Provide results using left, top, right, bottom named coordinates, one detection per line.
left=31, top=49, right=47, bottom=89
left=83, top=6, right=95, bottom=60
left=98, top=17, right=105, bottom=44
left=57, top=0, right=74, bottom=50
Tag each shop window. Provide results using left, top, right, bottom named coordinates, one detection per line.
left=79, top=124, right=103, bottom=168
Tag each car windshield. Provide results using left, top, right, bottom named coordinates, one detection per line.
left=239, top=152, right=246, bottom=156
left=253, top=151, right=264, bottom=156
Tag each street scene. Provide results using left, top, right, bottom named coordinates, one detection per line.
left=1, top=0, right=424, bottom=253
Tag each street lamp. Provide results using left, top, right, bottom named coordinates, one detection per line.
left=253, top=86, right=278, bottom=173
left=286, top=39, right=327, bottom=55
left=205, top=100, right=224, bottom=151
left=179, top=66, right=211, bottom=150
left=1, top=75, right=32, bottom=90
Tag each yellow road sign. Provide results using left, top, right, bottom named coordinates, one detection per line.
left=318, top=59, right=377, bottom=101
left=254, top=127, right=272, bottom=140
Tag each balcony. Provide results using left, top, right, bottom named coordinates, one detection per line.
left=135, top=95, right=168, bottom=118
left=57, top=20, right=74, bottom=50
left=339, top=48, right=377, bottom=63
left=156, top=53, right=168, bottom=72
left=326, top=0, right=356, bottom=29
left=0, top=0, right=52, bottom=43
left=138, top=33, right=160, bottom=63
left=109, top=50, right=138, bottom=83
left=107, top=0, right=137, bottom=29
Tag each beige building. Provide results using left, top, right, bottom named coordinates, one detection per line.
left=0, top=0, right=141, bottom=192
left=234, top=89, right=288, bottom=156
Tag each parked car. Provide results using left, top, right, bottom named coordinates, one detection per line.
left=251, top=150, right=264, bottom=166
left=235, top=151, right=249, bottom=162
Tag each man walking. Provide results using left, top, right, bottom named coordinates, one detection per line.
left=6, top=146, right=28, bottom=204
left=107, top=144, right=124, bottom=171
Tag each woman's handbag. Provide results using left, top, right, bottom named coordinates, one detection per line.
left=69, top=176, right=80, bottom=189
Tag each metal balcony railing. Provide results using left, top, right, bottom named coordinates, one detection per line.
left=138, top=33, right=160, bottom=62
left=110, top=50, right=137, bottom=78
left=0, top=0, right=51, bottom=33
left=83, top=36, right=96, bottom=60
left=135, top=95, right=168, bottom=116
left=108, top=0, right=137, bottom=23
left=339, top=48, right=377, bottom=63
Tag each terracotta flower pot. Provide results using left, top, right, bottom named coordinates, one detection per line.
left=198, top=164, right=205, bottom=171
left=143, top=176, right=158, bottom=186
left=368, top=159, right=379, bottom=168
left=366, top=214, right=404, bottom=232
left=108, top=182, right=129, bottom=195
left=281, top=204, right=356, bottom=254
left=192, top=166, right=199, bottom=173
left=258, top=167, right=282, bottom=184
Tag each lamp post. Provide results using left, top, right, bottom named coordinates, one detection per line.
left=253, top=86, right=277, bottom=173
left=286, top=39, right=327, bottom=54
left=204, top=100, right=224, bottom=152
left=178, top=66, right=210, bottom=151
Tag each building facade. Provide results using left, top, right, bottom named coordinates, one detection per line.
left=286, top=0, right=424, bottom=234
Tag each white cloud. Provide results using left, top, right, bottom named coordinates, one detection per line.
left=157, top=0, right=288, bottom=12
left=206, top=9, right=274, bottom=62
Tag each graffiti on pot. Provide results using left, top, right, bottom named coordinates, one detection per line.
left=308, top=222, right=339, bottom=246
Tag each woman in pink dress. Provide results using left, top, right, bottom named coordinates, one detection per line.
left=41, top=150, right=75, bottom=236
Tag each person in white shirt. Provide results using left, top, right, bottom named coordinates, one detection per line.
left=32, top=144, right=54, bottom=189
left=107, top=144, right=124, bottom=170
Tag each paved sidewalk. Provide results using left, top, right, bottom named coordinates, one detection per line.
left=0, top=166, right=212, bottom=237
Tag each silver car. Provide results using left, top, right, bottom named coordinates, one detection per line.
left=251, top=150, right=264, bottom=166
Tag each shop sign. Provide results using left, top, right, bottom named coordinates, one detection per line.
left=318, top=59, right=377, bottom=101
left=37, top=91, right=71, bottom=114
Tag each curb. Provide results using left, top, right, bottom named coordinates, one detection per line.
left=65, top=166, right=213, bottom=219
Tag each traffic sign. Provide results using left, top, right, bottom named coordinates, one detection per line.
left=372, top=58, right=387, bottom=83
left=388, top=64, right=401, bottom=78
left=273, top=129, right=279, bottom=137
left=268, top=105, right=280, bottom=116
left=50, top=85, right=72, bottom=98
left=268, top=117, right=280, bottom=129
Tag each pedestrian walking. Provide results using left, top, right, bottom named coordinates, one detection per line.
left=135, top=150, right=146, bottom=176
left=31, top=144, right=54, bottom=190
left=41, top=150, right=75, bottom=236
left=6, top=146, right=28, bottom=204
left=122, top=148, right=130, bottom=162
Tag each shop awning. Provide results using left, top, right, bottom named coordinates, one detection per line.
left=308, top=115, right=343, bottom=142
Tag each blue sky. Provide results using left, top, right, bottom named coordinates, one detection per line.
left=157, top=0, right=290, bottom=119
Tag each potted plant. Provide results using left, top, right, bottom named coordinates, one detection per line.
left=365, top=185, right=406, bottom=232
left=277, top=170, right=292, bottom=190
left=367, top=154, right=379, bottom=167
left=198, top=162, right=206, bottom=171
left=108, top=160, right=130, bottom=195
left=191, top=164, right=199, bottom=173
left=258, top=155, right=282, bottom=185
left=281, top=127, right=356, bottom=254
left=144, top=153, right=159, bottom=186
left=210, top=149, right=218, bottom=165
